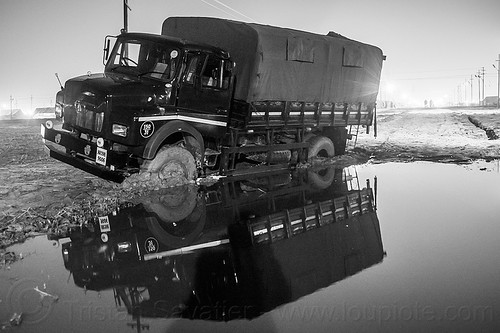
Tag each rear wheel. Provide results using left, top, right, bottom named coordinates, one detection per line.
left=307, top=135, right=336, bottom=160
left=142, top=146, right=197, bottom=182
left=308, top=167, right=336, bottom=189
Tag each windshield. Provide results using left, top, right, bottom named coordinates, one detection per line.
left=106, top=38, right=180, bottom=81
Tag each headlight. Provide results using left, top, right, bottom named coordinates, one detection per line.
left=55, top=90, right=64, bottom=118
left=117, top=242, right=132, bottom=253
left=112, top=124, right=128, bottom=137
left=96, top=137, right=105, bottom=148
left=55, top=103, right=63, bottom=118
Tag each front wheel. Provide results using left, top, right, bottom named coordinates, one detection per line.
left=142, top=146, right=197, bottom=182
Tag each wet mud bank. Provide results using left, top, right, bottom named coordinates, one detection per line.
left=468, top=115, right=500, bottom=140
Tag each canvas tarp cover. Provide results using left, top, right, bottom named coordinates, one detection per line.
left=162, top=17, right=384, bottom=105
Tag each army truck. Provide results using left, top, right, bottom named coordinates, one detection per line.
left=41, top=17, right=384, bottom=182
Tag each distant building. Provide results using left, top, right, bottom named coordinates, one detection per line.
left=33, top=107, right=56, bottom=119
left=483, top=96, right=499, bottom=107
left=376, top=100, right=396, bottom=109
left=0, top=108, right=24, bottom=120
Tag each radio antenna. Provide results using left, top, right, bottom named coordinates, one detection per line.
left=55, top=73, right=63, bottom=90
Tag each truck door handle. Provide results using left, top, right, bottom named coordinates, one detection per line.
left=216, top=107, right=227, bottom=114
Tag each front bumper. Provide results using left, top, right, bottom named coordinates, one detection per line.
left=41, top=123, right=130, bottom=182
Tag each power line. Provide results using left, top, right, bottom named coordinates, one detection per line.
left=393, top=75, right=477, bottom=81
left=395, top=67, right=481, bottom=75
left=200, top=0, right=255, bottom=21
left=212, top=0, right=255, bottom=21
left=392, top=72, right=498, bottom=81
left=200, top=0, right=240, bottom=19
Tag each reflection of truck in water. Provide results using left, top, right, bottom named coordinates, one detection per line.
left=61, top=166, right=384, bottom=323
left=41, top=17, right=384, bottom=182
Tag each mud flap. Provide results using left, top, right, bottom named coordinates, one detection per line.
left=323, top=127, right=348, bottom=155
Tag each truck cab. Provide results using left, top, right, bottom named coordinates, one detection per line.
left=43, top=33, right=233, bottom=182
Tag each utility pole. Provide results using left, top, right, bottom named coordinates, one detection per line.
left=464, top=79, right=468, bottom=105
left=9, top=95, right=13, bottom=120
left=481, top=66, right=485, bottom=106
left=470, top=74, right=473, bottom=105
left=122, top=0, right=131, bottom=58
left=458, top=85, right=462, bottom=105
left=123, top=0, right=131, bottom=33
left=495, top=54, right=500, bottom=109
left=476, top=71, right=481, bottom=105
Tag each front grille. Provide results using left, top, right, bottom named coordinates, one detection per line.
left=75, top=101, right=104, bottom=132
left=95, top=112, right=104, bottom=132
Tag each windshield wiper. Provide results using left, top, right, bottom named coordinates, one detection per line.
left=107, top=66, right=127, bottom=73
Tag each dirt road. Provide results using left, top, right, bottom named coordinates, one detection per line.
left=1, top=108, right=499, bottom=250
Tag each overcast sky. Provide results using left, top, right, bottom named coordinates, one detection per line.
left=1, top=0, right=499, bottom=111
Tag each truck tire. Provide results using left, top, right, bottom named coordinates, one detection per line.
left=307, top=135, right=335, bottom=159
left=145, top=201, right=206, bottom=248
left=142, top=145, right=197, bottom=182
left=307, top=167, right=336, bottom=189
left=141, top=185, right=198, bottom=222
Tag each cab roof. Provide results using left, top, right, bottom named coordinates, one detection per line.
left=119, top=32, right=230, bottom=59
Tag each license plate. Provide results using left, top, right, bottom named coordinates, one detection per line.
left=98, top=216, right=111, bottom=233
left=96, top=147, right=107, bottom=166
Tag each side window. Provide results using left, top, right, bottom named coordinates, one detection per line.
left=201, top=56, right=220, bottom=88
left=183, top=53, right=204, bottom=84
left=182, top=53, right=231, bottom=89
left=201, top=55, right=231, bottom=89
left=221, top=60, right=232, bottom=89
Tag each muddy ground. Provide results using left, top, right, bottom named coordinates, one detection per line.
left=1, top=107, right=499, bottom=259
left=354, top=107, right=500, bottom=161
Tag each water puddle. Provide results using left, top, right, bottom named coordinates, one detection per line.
left=1, top=162, right=499, bottom=332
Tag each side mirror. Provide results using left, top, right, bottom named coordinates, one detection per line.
left=103, top=35, right=116, bottom=65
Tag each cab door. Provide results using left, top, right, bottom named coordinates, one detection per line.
left=177, top=52, right=232, bottom=121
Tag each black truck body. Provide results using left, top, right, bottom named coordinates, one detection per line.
left=41, top=17, right=384, bottom=182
